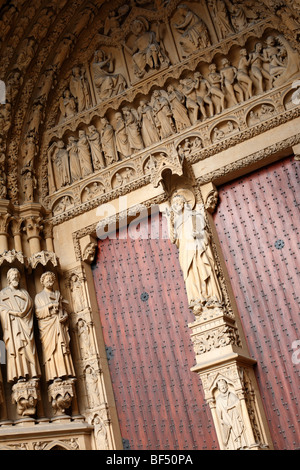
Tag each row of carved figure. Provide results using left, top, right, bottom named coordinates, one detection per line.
left=0, top=269, right=75, bottom=416
left=49, top=35, right=296, bottom=192
left=58, top=2, right=271, bottom=119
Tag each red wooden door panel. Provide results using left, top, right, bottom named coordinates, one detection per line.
left=92, top=212, right=218, bottom=450
left=214, top=156, right=300, bottom=450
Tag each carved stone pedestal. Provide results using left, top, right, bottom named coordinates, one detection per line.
left=48, top=378, right=76, bottom=417
left=12, top=379, right=40, bottom=419
left=192, top=359, right=272, bottom=450
left=189, top=305, right=273, bottom=450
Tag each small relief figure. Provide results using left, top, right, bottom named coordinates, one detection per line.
left=16, top=37, right=37, bottom=71
left=220, top=58, right=244, bottom=105
left=137, top=99, right=160, bottom=147
left=0, top=168, right=7, bottom=199
left=166, top=84, right=191, bottom=131
left=50, top=140, right=71, bottom=189
left=236, top=49, right=253, bottom=100
left=77, top=130, right=93, bottom=177
left=123, top=107, right=144, bottom=153
left=152, top=89, right=175, bottom=139
left=88, top=125, right=105, bottom=170
left=194, top=72, right=214, bottom=119
left=59, top=88, right=77, bottom=120
left=180, top=77, right=199, bottom=124
left=123, top=16, right=170, bottom=78
left=165, top=192, right=223, bottom=311
left=78, top=319, right=92, bottom=359
left=224, top=0, right=249, bottom=32
left=53, top=196, right=74, bottom=216
left=207, top=63, right=226, bottom=114
left=212, top=126, right=225, bottom=142
left=21, top=164, right=37, bottom=202
left=92, top=49, right=127, bottom=102
left=114, top=112, right=131, bottom=159
left=215, top=379, right=247, bottom=450
left=93, top=414, right=109, bottom=450
left=67, top=136, right=82, bottom=183
left=249, top=42, right=271, bottom=94
left=174, top=4, right=211, bottom=57
left=262, top=36, right=287, bottom=87
left=103, top=6, right=130, bottom=36
left=69, top=66, right=91, bottom=113
left=85, top=366, right=98, bottom=408
left=100, top=117, right=118, bottom=165
left=0, top=268, right=41, bottom=383
left=207, top=0, right=234, bottom=39
left=34, top=271, right=75, bottom=383
left=84, top=182, right=105, bottom=201
left=70, top=274, right=86, bottom=313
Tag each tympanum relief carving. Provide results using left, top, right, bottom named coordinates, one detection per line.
left=43, top=25, right=300, bottom=218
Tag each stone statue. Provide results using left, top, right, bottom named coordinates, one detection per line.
left=59, top=88, right=77, bottom=120
left=21, top=164, right=37, bottom=202
left=69, top=66, right=91, bottom=113
left=152, top=89, right=175, bottom=139
left=123, top=107, right=144, bottom=153
left=88, top=125, right=105, bottom=170
left=220, top=58, right=244, bottom=105
left=249, top=42, right=271, bottom=94
left=92, top=49, right=127, bottom=101
left=100, top=117, right=118, bottom=165
left=137, top=99, right=160, bottom=147
left=114, top=112, right=131, bottom=159
left=67, top=136, right=82, bottom=182
left=207, top=63, right=226, bottom=114
left=180, top=77, right=199, bottom=124
left=208, top=0, right=234, bottom=39
left=77, top=130, right=93, bottom=177
left=174, top=4, right=211, bottom=57
left=166, top=84, right=191, bottom=131
left=215, top=379, right=247, bottom=450
left=166, top=193, right=223, bottom=310
left=0, top=268, right=41, bottom=383
left=193, top=71, right=214, bottom=118
left=34, top=271, right=75, bottom=383
left=224, top=0, right=249, bottom=32
left=123, top=16, right=169, bottom=78
left=51, top=140, right=71, bottom=189
left=236, top=49, right=253, bottom=100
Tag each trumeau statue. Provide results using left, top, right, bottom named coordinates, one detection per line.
left=34, top=271, right=75, bottom=383
left=0, top=268, right=41, bottom=383
left=166, top=191, right=223, bottom=311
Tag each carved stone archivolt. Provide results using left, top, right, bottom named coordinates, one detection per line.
left=0, top=0, right=299, bottom=451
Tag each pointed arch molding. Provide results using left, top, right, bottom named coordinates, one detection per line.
left=0, top=0, right=300, bottom=451
left=0, top=0, right=299, bottom=206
